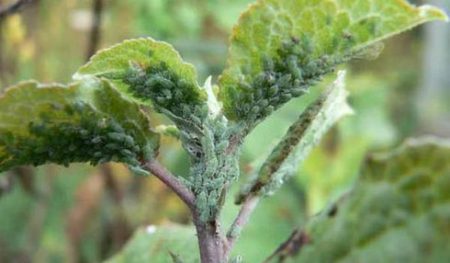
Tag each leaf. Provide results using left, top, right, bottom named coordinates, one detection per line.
left=236, top=71, right=352, bottom=203
left=290, top=138, right=450, bottom=263
left=73, top=38, right=208, bottom=123
left=218, top=0, right=448, bottom=124
left=0, top=79, right=159, bottom=173
left=105, top=225, right=199, bottom=263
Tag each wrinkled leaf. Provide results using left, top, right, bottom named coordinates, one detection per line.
left=74, top=38, right=207, bottom=122
left=106, top=225, right=199, bottom=263
left=237, top=71, right=352, bottom=203
left=219, top=0, right=448, bottom=124
left=0, top=79, right=158, bottom=173
left=292, top=138, right=450, bottom=263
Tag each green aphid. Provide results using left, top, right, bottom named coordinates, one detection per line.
left=251, top=105, right=260, bottom=115
left=268, top=84, right=279, bottom=96
left=258, top=99, right=269, bottom=108
left=177, top=79, right=190, bottom=90
left=173, top=89, right=183, bottom=100
left=265, top=73, right=276, bottom=85
left=161, top=88, right=172, bottom=99
left=109, top=121, right=124, bottom=133
left=68, top=144, right=77, bottom=152
left=105, top=143, right=118, bottom=150
left=120, top=149, right=134, bottom=157
left=93, top=151, right=103, bottom=158
left=253, top=73, right=266, bottom=88
left=277, top=74, right=292, bottom=88
left=123, top=135, right=135, bottom=146
left=91, top=136, right=102, bottom=144
left=129, top=165, right=150, bottom=176
left=181, top=104, right=191, bottom=115
left=300, top=35, right=314, bottom=54
left=291, top=87, right=306, bottom=97
left=144, top=77, right=160, bottom=88
left=254, top=88, right=263, bottom=100
left=98, top=156, right=111, bottom=163
left=262, top=55, right=274, bottom=71
left=190, top=115, right=203, bottom=126
left=155, top=76, right=176, bottom=90
left=215, top=140, right=229, bottom=153
left=155, top=96, right=166, bottom=104
left=132, top=145, right=141, bottom=153
left=280, top=93, right=292, bottom=103
left=239, top=81, right=252, bottom=91
left=107, top=132, right=125, bottom=142
left=78, top=129, right=89, bottom=137
left=72, top=101, right=86, bottom=113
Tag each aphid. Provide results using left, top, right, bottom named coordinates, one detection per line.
left=215, top=140, right=229, bottom=153
left=123, top=135, right=135, bottom=146
left=190, top=115, right=203, bottom=126
left=108, top=132, right=125, bottom=142
left=120, top=149, right=134, bottom=157
left=268, top=84, right=279, bottom=96
left=258, top=99, right=269, bottom=108
left=105, top=143, right=118, bottom=150
left=254, top=88, right=263, bottom=100
left=277, top=74, right=292, bottom=88
left=291, top=87, right=306, bottom=97
left=251, top=105, right=260, bottom=115
left=93, top=151, right=103, bottom=158
left=262, top=56, right=274, bottom=71
left=280, top=93, right=292, bottom=102
left=239, top=81, right=252, bottom=91
left=155, top=96, right=166, bottom=104
left=91, top=136, right=102, bottom=144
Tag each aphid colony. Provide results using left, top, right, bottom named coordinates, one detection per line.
left=0, top=101, right=146, bottom=170
left=231, top=35, right=339, bottom=124
left=124, top=60, right=206, bottom=123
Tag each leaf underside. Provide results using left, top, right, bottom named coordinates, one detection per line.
left=219, top=0, right=448, bottom=125
left=0, top=80, right=158, bottom=173
left=292, top=138, right=450, bottom=263
left=236, top=71, right=352, bottom=203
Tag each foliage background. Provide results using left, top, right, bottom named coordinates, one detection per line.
left=0, top=0, right=448, bottom=262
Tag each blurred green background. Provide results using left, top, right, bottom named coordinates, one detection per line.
left=0, top=0, right=448, bottom=262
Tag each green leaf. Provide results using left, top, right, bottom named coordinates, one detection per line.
left=219, top=0, right=448, bottom=124
left=74, top=38, right=207, bottom=123
left=105, top=225, right=199, bottom=263
left=0, top=79, right=159, bottom=172
left=290, top=138, right=450, bottom=263
left=236, top=71, right=352, bottom=203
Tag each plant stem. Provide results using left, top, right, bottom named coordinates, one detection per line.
left=193, top=214, right=227, bottom=263
left=86, top=0, right=104, bottom=60
left=143, top=159, right=195, bottom=210
left=226, top=196, right=259, bottom=251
